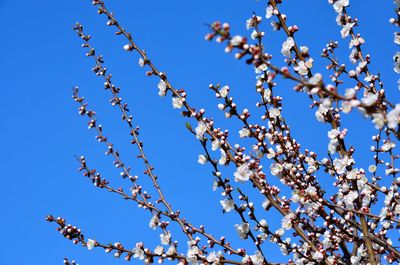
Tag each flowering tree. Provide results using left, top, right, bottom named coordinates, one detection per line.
left=47, top=0, right=400, bottom=264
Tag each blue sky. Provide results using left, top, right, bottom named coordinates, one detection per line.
left=1, top=0, right=399, bottom=264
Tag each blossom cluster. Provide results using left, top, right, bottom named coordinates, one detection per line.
left=47, top=0, right=400, bottom=265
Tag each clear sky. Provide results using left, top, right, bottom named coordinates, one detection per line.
left=1, top=0, right=399, bottom=264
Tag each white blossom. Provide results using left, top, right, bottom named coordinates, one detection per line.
left=211, top=140, right=220, bottom=151
left=294, top=61, right=309, bottom=76
left=220, top=199, right=235, bottom=212
left=212, top=180, right=218, bottom=191
left=395, top=32, right=400, bottom=45
left=266, top=147, right=276, bottom=159
left=333, top=156, right=354, bottom=174
left=263, top=88, right=271, bottom=101
left=259, top=219, right=268, bottom=229
left=279, top=244, right=289, bottom=256
left=394, top=52, right=400, bottom=73
left=275, top=228, right=285, bottom=236
left=346, top=168, right=358, bottom=180
left=387, top=104, right=400, bottom=128
left=195, top=121, right=207, bottom=139
left=356, top=61, right=367, bottom=75
left=206, top=251, right=222, bottom=264
left=198, top=154, right=207, bottom=165
left=281, top=37, right=295, bottom=57
left=239, top=128, right=250, bottom=138
left=309, top=73, right=322, bottom=85
left=269, top=108, right=281, bottom=119
left=138, top=58, right=145, bottom=67
left=157, top=79, right=167, bottom=96
left=341, top=100, right=352, bottom=113
left=395, top=204, right=400, bottom=215
left=328, top=139, right=339, bottom=154
left=322, top=231, right=332, bottom=249
left=315, top=111, right=325, bottom=123
left=343, top=190, right=358, bottom=209
left=251, top=30, right=258, bottom=40
left=250, top=251, right=264, bottom=265
left=149, top=215, right=159, bottom=230
left=368, top=165, right=377, bottom=173
left=133, top=245, right=145, bottom=260
left=342, top=99, right=360, bottom=113
left=234, top=222, right=249, bottom=239
left=160, top=232, right=171, bottom=245
left=242, top=256, right=251, bottom=264
left=265, top=5, right=274, bottom=19
left=319, top=98, right=332, bottom=115
left=328, top=129, right=340, bottom=139
left=345, top=88, right=356, bottom=99
left=300, top=46, right=309, bottom=54
left=262, top=198, right=271, bottom=209
left=270, top=163, right=283, bottom=176
left=206, top=251, right=217, bottom=263
left=361, top=92, right=378, bottom=106
left=172, top=97, right=183, bottom=109
left=234, top=163, right=252, bottom=182
left=385, top=167, right=399, bottom=175
left=86, top=239, right=96, bottom=250
left=166, top=245, right=176, bottom=256
left=281, top=212, right=295, bottom=230
left=349, top=36, right=365, bottom=48
left=256, top=63, right=268, bottom=73
left=336, top=13, right=344, bottom=26
left=372, top=113, right=385, bottom=129
left=219, top=85, right=229, bottom=98
left=350, top=255, right=361, bottom=265
left=333, top=0, right=349, bottom=13
left=312, top=251, right=324, bottom=262
left=305, top=186, right=318, bottom=198
left=349, top=48, right=358, bottom=64
left=230, top=35, right=243, bottom=46
left=154, top=246, right=164, bottom=255
left=348, top=70, right=356, bottom=76
left=246, top=16, right=261, bottom=29
left=305, top=58, right=313, bottom=68
left=187, top=245, right=200, bottom=264
left=341, top=22, right=355, bottom=38
left=219, top=149, right=227, bottom=165
left=291, top=192, right=300, bottom=203
left=381, top=141, right=396, bottom=152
